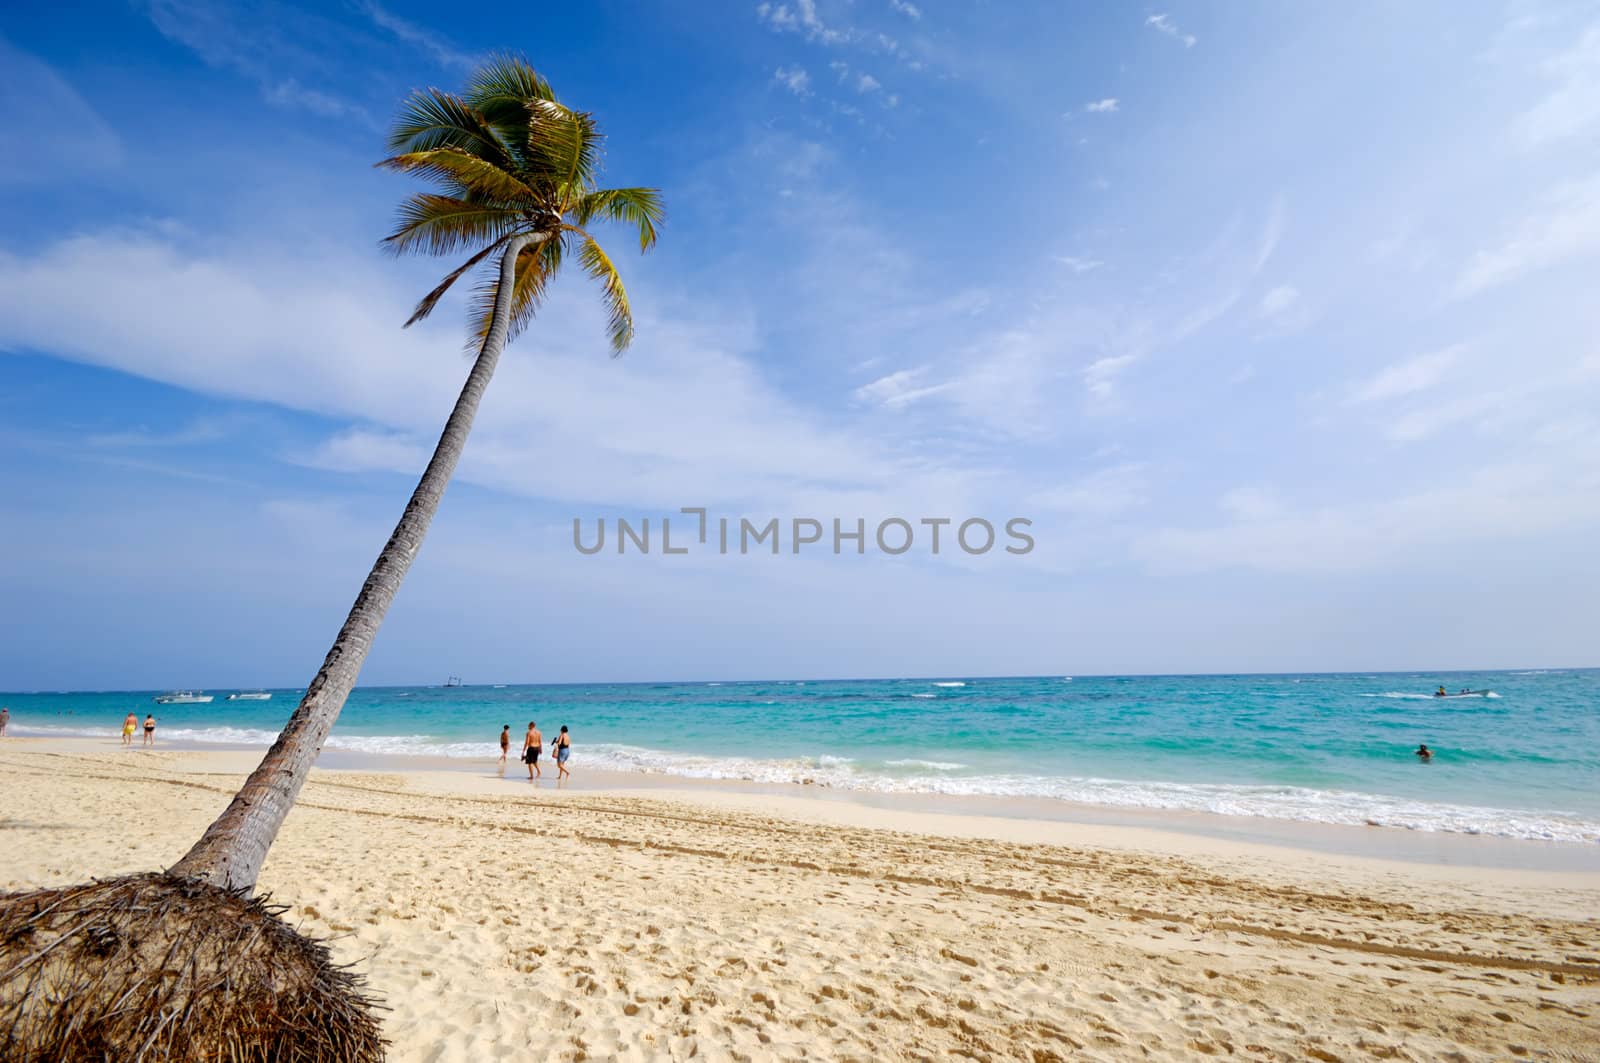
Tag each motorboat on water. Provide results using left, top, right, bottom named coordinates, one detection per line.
left=154, top=691, right=213, bottom=704
left=1433, top=689, right=1492, bottom=698
left=226, top=691, right=273, bottom=701
left=443, top=675, right=463, bottom=687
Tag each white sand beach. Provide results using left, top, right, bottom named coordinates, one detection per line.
left=3, top=739, right=1597, bottom=1061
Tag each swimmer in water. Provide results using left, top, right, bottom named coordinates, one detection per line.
left=1415, top=744, right=1432, bottom=761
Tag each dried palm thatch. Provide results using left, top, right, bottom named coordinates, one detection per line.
left=0, top=872, right=385, bottom=1063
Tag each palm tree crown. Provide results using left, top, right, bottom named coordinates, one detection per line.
left=378, top=55, right=663, bottom=351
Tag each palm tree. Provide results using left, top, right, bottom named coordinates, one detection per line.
left=0, top=56, right=660, bottom=1060
left=169, top=55, right=662, bottom=892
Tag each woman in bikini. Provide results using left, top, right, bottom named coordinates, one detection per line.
left=554, top=725, right=571, bottom=780
left=142, top=714, right=157, bottom=747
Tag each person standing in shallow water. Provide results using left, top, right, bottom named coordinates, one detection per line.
left=121, top=712, right=137, bottom=747
left=522, top=721, right=543, bottom=780
left=0, top=706, right=9, bottom=737
left=498, top=725, right=511, bottom=767
left=142, top=714, right=157, bottom=748
left=554, top=725, right=571, bottom=780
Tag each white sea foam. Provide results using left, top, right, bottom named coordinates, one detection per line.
left=15, top=723, right=1595, bottom=844
left=909, top=693, right=937, bottom=699
left=932, top=681, right=966, bottom=688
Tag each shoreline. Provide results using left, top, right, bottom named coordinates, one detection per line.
left=9, top=735, right=1599, bottom=873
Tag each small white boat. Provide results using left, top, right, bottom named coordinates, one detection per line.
left=154, top=691, right=214, bottom=704
left=226, top=691, right=273, bottom=701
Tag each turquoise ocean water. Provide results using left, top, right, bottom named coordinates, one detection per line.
left=5, top=670, right=1597, bottom=843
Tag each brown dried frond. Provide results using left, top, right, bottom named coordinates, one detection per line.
left=0, top=872, right=385, bottom=1062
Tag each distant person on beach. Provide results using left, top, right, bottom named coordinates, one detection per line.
left=522, top=721, right=543, bottom=780
left=554, top=725, right=571, bottom=780
left=0, top=706, right=9, bottom=737
left=1415, top=744, right=1432, bottom=761
left=122, top=712, right=137, bottom=747
left=143, top=714, right=157, bottom=747
left=499, top=725, right=511, bottom=766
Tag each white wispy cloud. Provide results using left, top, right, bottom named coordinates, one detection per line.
left=1454, top=174, right=1600, bottom=297
left=1350, top=346, right=1461, bottom=403
left=1516, top=23, right=1600, bottom=148
left=356, top=1, right=477, bottom=70
left=857, top=73, right=882, bottom=93
left=852, top=367, right=950, bottom=408
left=756, top=0, right=901, bottom=55
left=1134, top=464, right=1600, bottom=574
left=1252, top=196, right=1287, bottom=273
left=1029, top=463, right=1147, bottom=518
left=1256, top=284, right=1299, bottom=318
left=888, top=0, right=921, bottom=20
left=1218, top=486, right=1282, bottom=522
left=265, top=78, right=364, bottom=119
left=1054, top=255, right=1104, bottom=274
left=1084, top=98, right=1118, bottom=113
left=1083, top=353, right=1136, bottom=401
left=774, top=65, right=812, bottom=96
left=757, top=0, right=847, bottom=45
left=0, top=228, right=925, bottom=511
left=0, top=34, right=124, bottom=183
left=1146, top=13, right=1196, bottom=48
left=142, top=0, right=370, bottom=123
left=298, top=427, right=430, bottom=474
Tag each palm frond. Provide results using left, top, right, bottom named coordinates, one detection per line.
left=467, top=236, right=563, bottom=348
left=577, top=235, right=633, bottom=353
left=524, top=99, right=603, bottom=204
left=574, top=187, right=664, bottom=251
left=465, top=54, right=555, bottom=129
left=377, top=148, right=537, bottom=203
left=387, top=88, right=514, bottom=171
left=403, top=237, right=513, bottom=327
left=383, top=194, right=524, bottom=256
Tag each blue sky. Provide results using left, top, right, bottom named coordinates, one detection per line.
left=2, top=1, right=1598, bottom=688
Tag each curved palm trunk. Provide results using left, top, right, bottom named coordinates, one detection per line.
left=171, top=233, right=538, bottom=893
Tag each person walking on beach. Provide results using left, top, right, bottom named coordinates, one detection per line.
left=522, top=721, right=543, bottom=780
left=122, top=712, right=138, bottom=747
left=499, top=725, right=511, bottom=767
left=554, top=725, right=571, bottom=780
left=142, top=714, right=157, bottom=748
left=0, top=706, right=9, bottom=737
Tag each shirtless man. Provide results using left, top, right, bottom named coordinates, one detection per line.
left=0, top=706, right=10, bottom=737
left=122, top=712, right=138, bottom=747
left=143, top=714, right=157, bottom=748
left=522, top=721, right=544, bottom=780
left=498, top=724, right=511, bottom=766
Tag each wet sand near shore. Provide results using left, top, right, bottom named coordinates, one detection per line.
left=3, top=742, right=1597, bottom=1061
